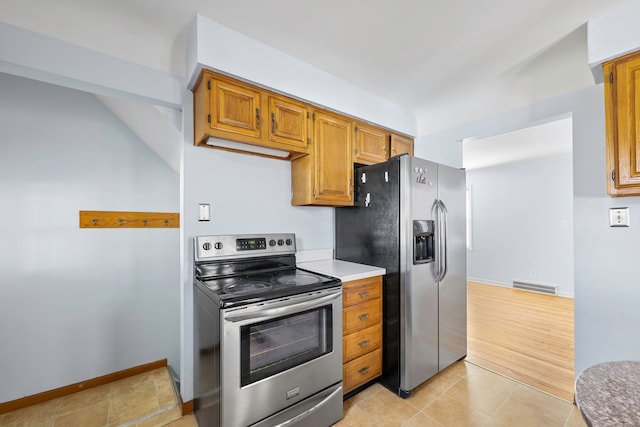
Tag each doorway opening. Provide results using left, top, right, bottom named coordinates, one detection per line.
left=462, top=116, right=576, bottom=401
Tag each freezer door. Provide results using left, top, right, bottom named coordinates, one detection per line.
left=437, top=164, right=467, bottom=371
left=400, top=156, right=439, bottom=392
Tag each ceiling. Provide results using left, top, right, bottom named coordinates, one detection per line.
left=1, top=0, right=633, bottom=138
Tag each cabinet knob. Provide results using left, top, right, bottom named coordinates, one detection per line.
left=358, top=313, right=369, bottom=321
left=359, top=291, right=369, bottom=298
left=358, top=366, right=370, bottom=375
left=358, top=339, right=369, bottom=348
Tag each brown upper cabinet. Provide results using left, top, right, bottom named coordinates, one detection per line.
left=193, top=70, right=310, bottom=160
left=209, top=77, right=262, bottom=140
left=192, top=69, right=414, bottom=205
left=269, top=95, right=310, bottom=150
left=390, top=134, right=414, bottom=157
left=604, top=51, right=640, bottom=197
left=291, top=110, right=354, bottom=206
left=353, top=122, right=388, bottom=165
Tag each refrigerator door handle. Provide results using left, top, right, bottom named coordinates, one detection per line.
left=437, top=199, right=448, bottom=282
left=431, top=200, right=442, bottom=280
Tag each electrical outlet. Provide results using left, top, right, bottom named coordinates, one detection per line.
left=609, top=207, right=629, bottom=227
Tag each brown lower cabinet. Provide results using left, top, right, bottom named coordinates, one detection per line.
left=342, top=276, right=383, bottom=394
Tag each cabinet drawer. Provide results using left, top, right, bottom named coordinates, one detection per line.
left=343, top=276, right=382, bottom=307
left=343, top=324, right=381, bottom=363
left=343, top=299, right=381, bottom=334
left=343, top=348, right=382, bottom=393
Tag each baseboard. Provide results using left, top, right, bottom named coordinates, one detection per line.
left=181, top=399, right=194, bottom=415
left=0, top=359, right=167, bottom=415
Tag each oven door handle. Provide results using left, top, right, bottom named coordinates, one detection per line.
left=273, top=384, right=343, bottom=427
left=223, top=289, right=341, bottom=323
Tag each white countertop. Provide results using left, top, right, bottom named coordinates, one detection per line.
left=298, top=259, right=385, bottom=282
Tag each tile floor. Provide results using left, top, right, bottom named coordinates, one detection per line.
left=1, top=361, right=587, bottom=427
left=336, top=360, right=587, bottom=427
left=0, top=367, right=198, bottom=427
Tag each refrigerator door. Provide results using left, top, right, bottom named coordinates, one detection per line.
left=437, top=164, right=467, bottom=371
left=399, top=156, right=439, bottom=392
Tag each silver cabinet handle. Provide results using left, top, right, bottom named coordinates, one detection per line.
left=224, top=289, right=340, bottom=322
left=273, top=385, right=343, bottom=427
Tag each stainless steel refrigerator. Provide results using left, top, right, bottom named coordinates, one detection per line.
left=335, top=154, right=467, bottom=397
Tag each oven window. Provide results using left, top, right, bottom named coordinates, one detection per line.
left=240, top=306, right=332, bottom=387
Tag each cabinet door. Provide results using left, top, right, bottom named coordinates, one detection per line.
left=343, top=276, right=383, bottom=307
left=313, top=111, right=353, bottom=205
left=343, top=299, right=382, bottom=334
left=343, top=348, right=382, bottom=393
left=354, top=123, right=388, bottom=165
left=390, top=134, right=414, bottom=157
left=269, top=95, right=310, bottom=150
left=343, top=324, right=382, bottom=363
left=210, top=76, right=263, bottom=139
left=605, top=52, right=640, bottom=196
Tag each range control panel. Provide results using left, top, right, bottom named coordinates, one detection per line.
left=195, top=233, right=296, bottom=261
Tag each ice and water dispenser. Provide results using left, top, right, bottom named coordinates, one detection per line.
left=413, top=220, right=434, bottom=264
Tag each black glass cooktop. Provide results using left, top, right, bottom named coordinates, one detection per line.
left=199, top=268, right=340, bottom=306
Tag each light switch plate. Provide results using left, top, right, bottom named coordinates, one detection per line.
left=609, top=207, right=630, bottom=227
left=199, top=203, right=210, bottom=221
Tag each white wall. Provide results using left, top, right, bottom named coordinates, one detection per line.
left=417, top=84, right=640, bottom=377
left=466, top=154, right=574, bottom=297
left=186, top=15, right=417, bottom=137
left=0, top=73, right=180, bottom=403
left=0, top=21, right=183, bottom=109
left=588, top=1, right=640, bottom=81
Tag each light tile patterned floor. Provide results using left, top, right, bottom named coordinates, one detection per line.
left=1, top=361, right=587, bottom=427
left=336, top=360, right=587, bottom=427
left=0, top=367, right=191, bottom=427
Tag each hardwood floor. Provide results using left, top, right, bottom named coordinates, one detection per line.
left=466, top=281, right=575, bottom=402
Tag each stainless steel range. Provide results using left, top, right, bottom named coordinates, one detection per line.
left=193, top=233, right=343, bottom=427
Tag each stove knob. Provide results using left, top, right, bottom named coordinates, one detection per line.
left=202, top=242, right=212, bottom=251
left=269, top=239, right=276, bottom=247
left=277, top=239, right=284, bottom=246
left=214, top=242, right=223, bottom=250
left=286, top=238, right=293, bottom=246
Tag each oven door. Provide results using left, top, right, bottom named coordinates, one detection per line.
left=221, top=287, right=342, bottom=427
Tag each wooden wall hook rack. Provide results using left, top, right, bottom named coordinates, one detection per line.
left=79, top=211, right=179, bottom=228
